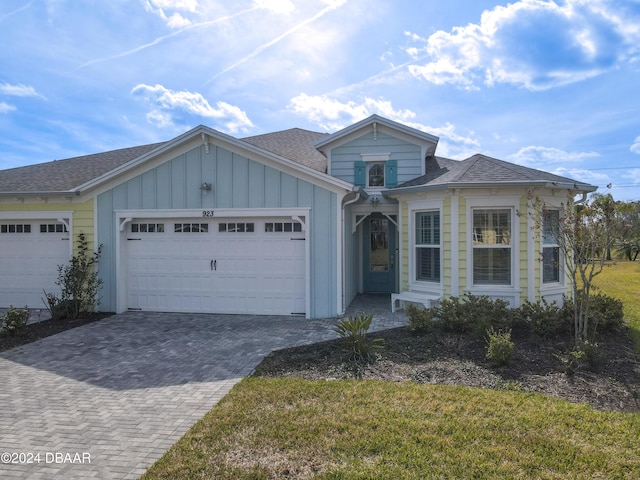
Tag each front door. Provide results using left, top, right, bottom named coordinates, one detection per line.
left=363, top=214, right=396, bottom=292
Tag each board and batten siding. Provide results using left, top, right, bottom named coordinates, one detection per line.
left=329, top=131, right=423, bottom=185
left=97, top=144, right=338, bottom=318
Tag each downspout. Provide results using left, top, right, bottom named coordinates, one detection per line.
left=339, top=188, right=363, bottom=317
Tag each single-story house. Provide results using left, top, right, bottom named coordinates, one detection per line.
left=0, top=114, right=596, bottom=318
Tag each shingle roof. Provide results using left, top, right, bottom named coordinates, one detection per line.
left=395, top=154, right=596, bottom=191
left=0, top=142, right=166, bottom=194
left=242, top=128, right=328, bottom=172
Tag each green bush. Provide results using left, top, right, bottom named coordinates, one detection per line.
left=44, top=232, right=103, bottom=320
left=334, top=313, right=383, bottom=363
left=1, top=306, right=29, bottom=336
left=485, top=327, right=514, bottom=366
left=518, top=298, right=564, bottom=337
left=437, top=293, right=513, bottom=336
left=406, top=304, right=437, bottom=335
left=561, top=292, right=625, bottom=337
left=589, top=292, right=624, bottom=332
left=436, top=295, right=469, bottom=333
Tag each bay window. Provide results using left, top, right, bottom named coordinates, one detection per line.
left=415, top=211, right=440, bottom=282
left=472, top=209, right=511, bottom=285
left=542, top=209, right=560, bottom=283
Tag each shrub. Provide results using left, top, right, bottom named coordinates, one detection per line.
left=437, top=293, right=513, bottom=336
left=518, top=299, right=564, bottom=337
left=560, top=292, right=624, bottom=338
left=485, top=327, right=514, bottom=366
left=334, top=313, right=383, bottom=363
left=436, top=295, right=469, bottom=333
left=406, top=304, right=437, bottom=335
left=1, top=306, right=29, bottom=336
left=44, top=233, right=103, bottom=320
left=589, top=292, right=624, bottom=332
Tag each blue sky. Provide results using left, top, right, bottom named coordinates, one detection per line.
left=1, top=0, right=639, bottom=200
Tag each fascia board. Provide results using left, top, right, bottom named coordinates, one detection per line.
left=314, top=114, right=439, bottom=150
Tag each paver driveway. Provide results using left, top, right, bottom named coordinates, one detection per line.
left=0, top=297, right=406, bottom=479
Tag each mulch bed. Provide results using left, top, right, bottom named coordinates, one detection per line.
left=253, top=325, right=640, bottom=412
left=0, top=313, right=113, bottom=353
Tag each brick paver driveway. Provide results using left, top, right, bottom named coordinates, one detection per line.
left=0, top=298, right=406, bottom=479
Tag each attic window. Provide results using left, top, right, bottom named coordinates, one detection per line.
left=368, top=163, right=385, bottom=187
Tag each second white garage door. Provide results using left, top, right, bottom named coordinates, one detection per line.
left=0, top=221, right=70, bottom=309
left=125, top=217, right=305, bottom=315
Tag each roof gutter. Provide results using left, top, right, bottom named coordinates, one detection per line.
left=383, top=180, right=598, bottom=196
left=0, top=190, right=82, bottom=198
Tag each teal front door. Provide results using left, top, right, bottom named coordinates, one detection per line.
left=363, top=214, right=396, bottom=293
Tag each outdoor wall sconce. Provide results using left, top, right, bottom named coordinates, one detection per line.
left=200, top=182, right=212, bottom=195
left=371, top=196, right=379, bottom=205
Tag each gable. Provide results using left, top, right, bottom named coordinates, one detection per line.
left=328, top=130, right=424, bottom=186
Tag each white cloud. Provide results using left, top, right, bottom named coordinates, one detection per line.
left=406, top=0, right=640, bottom=91
left=631, top=135, right=640, bottom=154
left=0, top=101, right=16, bottom=113
left=131, top=83, right=254, bottom=133
left=509, top=145, right=600, bottom=169
left=0, top=83, right=41, bottom=97
left=288, top=94, right=480, bottom=158
left=622, top=169, right=640, bottom=185
left=253, top=0, right=295, bottom=14
left=551, top=167, right=610, bottom=186
left=142, top=0, right=198, bottom=28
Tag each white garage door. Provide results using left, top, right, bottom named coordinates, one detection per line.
left=0, top=221, right=70, bottom=309
left=125, top=217, right=306, bottom=315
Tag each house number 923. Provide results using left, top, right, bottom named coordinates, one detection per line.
left=202, top=210, right=215, bottom=217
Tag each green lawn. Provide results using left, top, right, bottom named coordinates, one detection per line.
left=142, top=378, right=639, bottom=479
left=592, top=260, right=640, bottom=351
left=142, top=261, right=640, bottom=479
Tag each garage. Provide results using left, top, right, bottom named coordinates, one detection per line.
left=124, top=216, right=306, bottom=315
left=0, top=220, right=70, bottom=309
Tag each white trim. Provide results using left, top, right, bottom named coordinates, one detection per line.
left=114, top=208, right=310, bottom=220
left=465, top=196, right=521, bottom=300
left=0, top=210, right=73, bottom=220
left=361, top=153, right=391, bottom=162
left=336, top=192, right=345, bottom=316
left=527, top=201, right=536, bottom=302
left=450, top=193, right=460, bottom=297
left=407, top=199, right=444, bottom=296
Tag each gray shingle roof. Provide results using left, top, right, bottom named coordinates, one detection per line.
left=0, top=142, right=166, bottom=194
left=242, top=128, right=328, bottom=172
left=395, top=154, right=596, bottom=191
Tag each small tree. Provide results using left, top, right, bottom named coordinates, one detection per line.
left=530, top=192, right=617, bottom=347
left=45, top=232, right=103, bottom=320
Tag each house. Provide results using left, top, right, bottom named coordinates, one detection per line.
left=0, top=115, right=597, bottom=318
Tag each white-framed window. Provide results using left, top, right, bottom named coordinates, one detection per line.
left=367, top=162, right=385, bottom=188
left=131, top=223, right=165, bottom=233
left=175, top=223, right=209, bottom=233
left=472, top=208, right=512, bottom=285
left=542, top=209, right=561, bottom=283
left=1, top=223, right=31, bottom=233
left=415, top=211, right=440, bottom=282
left=218, top=222, right=254, bottom=233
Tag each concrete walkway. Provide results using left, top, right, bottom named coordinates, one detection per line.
left=0, top=295, right=407, bottom=479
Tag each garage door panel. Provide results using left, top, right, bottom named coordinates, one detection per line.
left=126, top=217, right=305, bottom=315
left=0, top=222, right=69, bottom=308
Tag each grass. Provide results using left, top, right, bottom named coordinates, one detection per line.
left=591, top=260, right=640, bottom=352
left=142, top=261, right=640, bottom=479
left=142, top=378, right=639, bottom=479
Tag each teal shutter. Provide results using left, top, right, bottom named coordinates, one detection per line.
left=385, top=160, right=397, bottom=187
left=354, top=161, right=366, bottom=187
